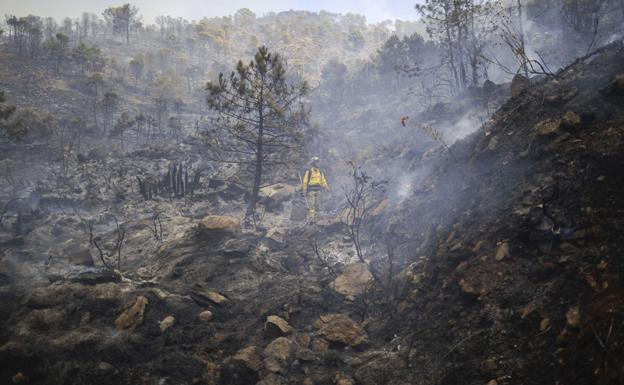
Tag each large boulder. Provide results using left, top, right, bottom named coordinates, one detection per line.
left=331, top=263, right=373, bottom=298
left=221, top=346, right=261, bottom=384
left=260, top=183, right=297, bottom=211
left=260, top=183, right=297, bottom=203
left=511, top=74, right=530, bottom=98
left=232, top=346, right=263, bottom=372
left=560, top=111, right=581, bottom=130
left=263, top=337, right=293, bottom=373
left=197, top=215, right=241, bottom=238
left=264, top=315, right=294, bottom=338
left=115, top=296, right=148, bottom=330
left=314, top=314, right=368, bottom=348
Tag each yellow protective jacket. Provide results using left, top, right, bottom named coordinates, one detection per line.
left=302, top=167, right=328, bottom=193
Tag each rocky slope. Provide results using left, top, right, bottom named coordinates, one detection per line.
left=385, top=41, right=624, bottom=385
left=1, top=41, right=623, bottom=385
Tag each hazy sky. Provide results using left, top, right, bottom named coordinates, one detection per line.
left=2, top=0, right=422, bottom=24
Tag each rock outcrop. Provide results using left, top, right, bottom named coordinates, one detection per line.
left=330, top=263, right=373, bottom=297
left=315, top=314, right=368, bottom=348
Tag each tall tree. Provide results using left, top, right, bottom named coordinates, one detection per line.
left=196, top=18, right=231, bottom=60
left=206, top=46, right=309, bottom=217
left=153, top=97, right=168, bottom=135
left=71, top=44, right=105, bottom=74
left=562, top=0, right=610, bottom=53
left=0, top=91, right=18, bottom=141
left=129, top=54, right=145, bottom=86
left=171, top=99, right=184, bottom=140
left=416, top=0, right=497, bottom=91
left=23, top=15, right=43, bottom=59
left=87, top=73, right=104, bottom=131
left=234, top=8, right=256, bottom=26
left=45, top=33, right=69, bottom=72
left=516, top=0, right=528, bottom=76
left=44, top=17, right=57, bottom=39
left=102, top=91, right=119, bottom=136
left=346, top=29, right=365, bottom=51
left=151, top=73, right=182, bottom=135
left=111, top=111, right=134, bottom=150
left=103, top=3, right=140, bottom=44
left=62, top=17, right=72, bottom=35
left=416, top=0, right=462, bottom=90
left=81, top=12, right=90, bottom=38
left=134, top=113, right=146, bottom=145
left=69, top=117, right=85, bottom=151
left=5, top=16, right=30, bottom=56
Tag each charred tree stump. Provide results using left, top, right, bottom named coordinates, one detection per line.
left=137, top=161, right=200, bottom=201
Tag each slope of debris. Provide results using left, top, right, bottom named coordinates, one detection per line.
left=386, top=41, right=624, bottom=385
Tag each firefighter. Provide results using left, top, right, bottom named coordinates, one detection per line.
left=302, top=156, right=329, bottom=220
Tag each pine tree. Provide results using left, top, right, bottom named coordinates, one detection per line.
left=102, top=3, right=140, bottom=44
left=206, top=46, right=309, bottom=218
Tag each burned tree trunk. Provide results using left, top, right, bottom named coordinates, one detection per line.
left=137, top=161, right=200, bottom=201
